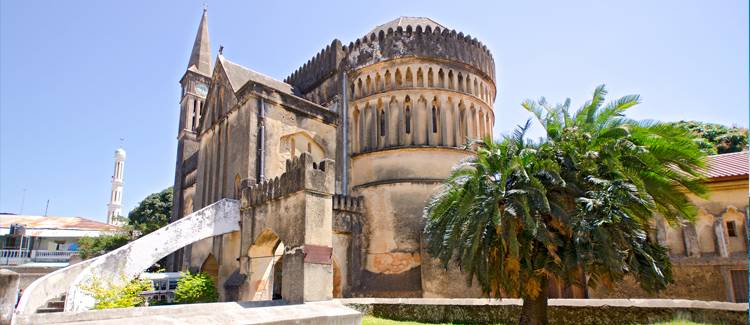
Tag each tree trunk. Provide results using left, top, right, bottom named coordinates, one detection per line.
left=519, top=284, right=549, bottom=325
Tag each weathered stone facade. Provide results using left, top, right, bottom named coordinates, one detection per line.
left=169, top=13, right=496, bottom=300
left=169, top=10, right=747, bottom=303
left=590, top=168, right=749, bottom=302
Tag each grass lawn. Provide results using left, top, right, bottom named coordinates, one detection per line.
left=361, top=316, right=714, bottom=325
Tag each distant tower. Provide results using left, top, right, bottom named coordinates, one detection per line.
left=107, top=148, right=126, bottom=225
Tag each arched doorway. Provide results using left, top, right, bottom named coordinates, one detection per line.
left=200, top=254, right=219, bottom=291
left=246, top=229, right=285, bottom=301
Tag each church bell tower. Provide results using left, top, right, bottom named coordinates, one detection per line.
left=169, top=8, right=212, bottom=271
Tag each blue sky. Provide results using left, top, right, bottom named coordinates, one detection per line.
left=1, top=1, right=747, bottom=222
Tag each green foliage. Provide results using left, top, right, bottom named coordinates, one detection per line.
left=669, top=120, right=748, bottom=154
left=77, top=233, right=130, bottom=259
left=79, top=275, right=153, bottom=310
left=174, top=272, right=218, bottom=304
left=128, top=187, right=173, bottom=235
left=424, top=85, right=707, bottom=324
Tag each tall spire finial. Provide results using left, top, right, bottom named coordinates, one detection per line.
left=186, top=7, right=212, bottom=76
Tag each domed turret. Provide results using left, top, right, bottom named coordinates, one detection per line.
left=115, top=148, right=126, bottom=160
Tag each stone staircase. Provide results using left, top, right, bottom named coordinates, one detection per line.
left=36, top=294, right=65, bottom=313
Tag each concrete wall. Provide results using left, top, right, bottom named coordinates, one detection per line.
left=0, top=269, right=19, bottom=324
left=14, top=300, right=361, bottom=325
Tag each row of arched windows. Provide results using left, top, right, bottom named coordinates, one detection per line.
left=351, top=64, right=494, bottom=106
left=351, top=94, right=493, bottom=154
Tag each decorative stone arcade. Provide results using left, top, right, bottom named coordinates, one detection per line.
left=239, top=153, right=335, bottom=303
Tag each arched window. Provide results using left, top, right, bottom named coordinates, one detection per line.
left=427, top=67, right=434, bottom=87
left=357, top=79, right=363, bottom=98
left=432, top=106, right=438, bottom=133
left=416, top=68, right=424, bottom=87
left=352, top=107, right=360, bottom=152
left=384, top=70, right=392, bottom=89
left=395, top=69, right=403, bottom=87
left=191, top=101, right=197, bottom=130
left=234, top=174, right=241, bottom=199
left=438, top=69, right=445, bottom=88
left=405, top=106, right=411, bottom=134
left=405, top=67, right=413, bottom=87
left=380, top=109, right=386, bottom=137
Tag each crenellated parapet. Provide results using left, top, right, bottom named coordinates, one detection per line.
left=241, top=153, right=335, bottom=208
left=284, top=20, right=496, bottom=103
left=284, top=40, right=346, bottom=95
left=333, top=194, right=364, bottom=234
left=342, top=25, right=495, bottom=83
left=333, top=194, right=364, bottom=213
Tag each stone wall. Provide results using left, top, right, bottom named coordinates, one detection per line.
left=589, top=261, right=745, bottom=302
left=238, top=153, right=336, bottom=303
left=342, top=298, right=748, bottom=325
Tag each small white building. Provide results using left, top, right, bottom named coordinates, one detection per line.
left=0, top=214, right=119, bottom=266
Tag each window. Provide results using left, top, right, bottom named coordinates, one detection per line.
left=727, top=221, right=738, bottom=237
left=380, top=110, right=386, bottom=137
left=405, top=107, right=411, bottom=134
left=432, top=106, right=438, bottom=133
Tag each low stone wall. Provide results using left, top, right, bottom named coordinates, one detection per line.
left=340, top=298, right=748, bottom=325
left=14, top=301, right=361, bottom=325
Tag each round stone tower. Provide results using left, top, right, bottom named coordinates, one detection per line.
left=343, top=17, right=496, bottom=297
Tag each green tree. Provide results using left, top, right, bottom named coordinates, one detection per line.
left=128, top=187, right=173, bottom=235
left=424, top=86, right=707, bottom=325
left=668, top=120, right=748, bottom=154
left=79, top=275, right=153, bottom=309
left=78, top=233, right=130, bottom=259
left=174, top=272, right=218, bottom=304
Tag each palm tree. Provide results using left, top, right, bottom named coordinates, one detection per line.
left=424, top=85, right=707, bottom=325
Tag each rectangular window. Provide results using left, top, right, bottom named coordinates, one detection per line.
left=731, top=270, right=748, bottom=303
left=727, top=221, right=738, bottom=237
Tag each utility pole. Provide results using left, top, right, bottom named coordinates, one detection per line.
left=44, top=200, right=50, bottom=216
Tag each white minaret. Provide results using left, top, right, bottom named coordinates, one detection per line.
left=107, top=148, right=126, bottom=225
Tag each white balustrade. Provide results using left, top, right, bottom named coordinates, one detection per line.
left=0, top=249, right=76, bottom=265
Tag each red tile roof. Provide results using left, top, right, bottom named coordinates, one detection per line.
left=0, top=215, right=119, bottom=231
left=704, top=151, right=749, bottom=180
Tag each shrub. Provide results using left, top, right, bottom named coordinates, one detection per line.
left=79, top=275, right=153, bottom=310
left=174, top=272, right=218, bottom=304
left=77, top=233, right=130, bottom=259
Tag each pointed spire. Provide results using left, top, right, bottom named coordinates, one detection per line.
left=187, top=8, right=211, bottom=76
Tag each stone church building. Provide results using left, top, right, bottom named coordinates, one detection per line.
left=168, top=10, right=748, bottom=302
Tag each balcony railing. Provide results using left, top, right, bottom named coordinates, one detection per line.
left=0, top=249, right=77, bottom=265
